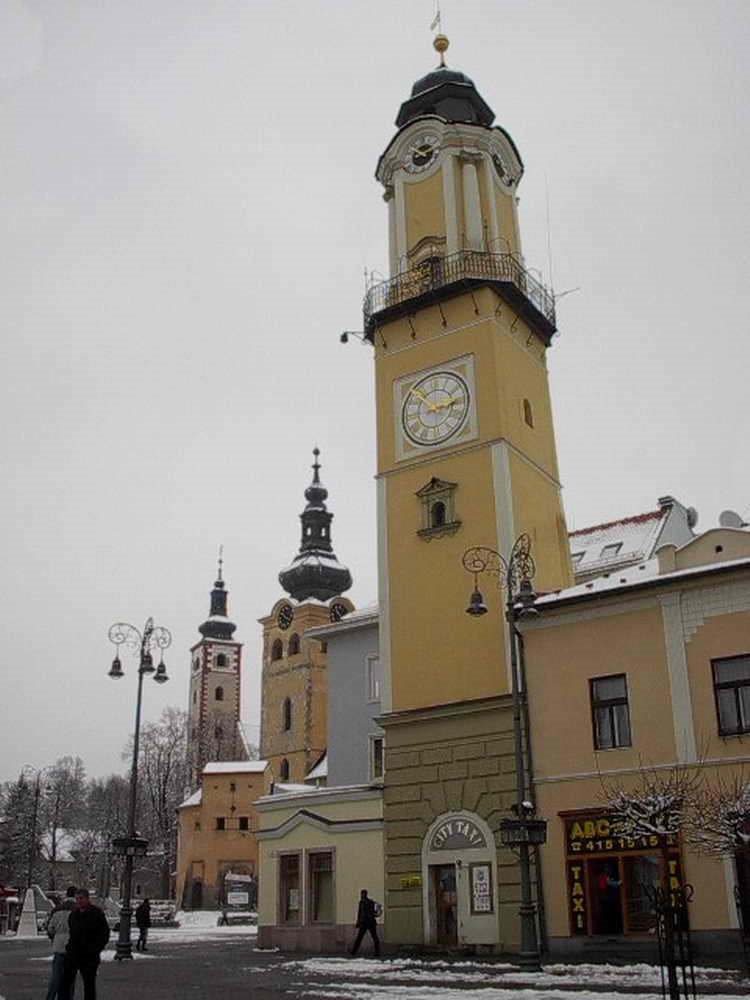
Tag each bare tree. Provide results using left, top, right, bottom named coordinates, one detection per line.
left=687, top=772, right=750, bottom=857
left=39, top=756, right=87, bottom=890
left=85, top=774, right=130, bottom=897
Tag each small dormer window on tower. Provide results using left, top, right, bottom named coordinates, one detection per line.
left=416, top=477, right=461, bottom=540
left=216, top=653, right=227, bottom=667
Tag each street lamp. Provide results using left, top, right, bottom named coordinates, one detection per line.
left=462, top=536, right=547, bottom=971
left=107, top=617, right=171, bottom=961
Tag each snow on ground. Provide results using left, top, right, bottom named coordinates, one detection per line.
left=289, top=986, right=746, bottom=1000
left=279, top=957, right=748, bottom=996
left=146, top=910, right=257, bottom=944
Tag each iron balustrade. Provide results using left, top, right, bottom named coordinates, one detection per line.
left=363, top=249, right=556, bottom=337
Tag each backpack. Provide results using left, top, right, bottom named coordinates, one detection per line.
left=373, top=900, right=383, bottom=918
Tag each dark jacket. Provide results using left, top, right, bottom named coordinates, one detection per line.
left=135, top=902, right=151, bottom=929
left=356, top=897, right=377, bottom=928
left=68, top=904, right=110, bottom=957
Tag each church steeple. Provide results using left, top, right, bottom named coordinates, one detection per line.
left=278, top=449, right=352, bottom=602
left=199, top=548, right=237, bottom=640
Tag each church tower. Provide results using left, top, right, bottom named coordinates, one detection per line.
left=259, top=450, right=354, bottom=784
left=188, top=554, right=246, bottom=787
left=367, top=37, right=574, bottom=948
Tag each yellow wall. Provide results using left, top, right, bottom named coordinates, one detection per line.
left=405, top=172, right=445, bottom=253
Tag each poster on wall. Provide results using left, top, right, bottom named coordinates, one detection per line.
left=470, top=863, right=493, bottom=914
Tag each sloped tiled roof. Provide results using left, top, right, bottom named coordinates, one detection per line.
left=569, top=509, right=666, bottom=579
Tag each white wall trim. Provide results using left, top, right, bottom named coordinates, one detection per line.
left=442, top=154, right=459, bottom=255
left=520, top=596, right=658, bottom=631
left=394, top=174, right=407, bottom=269
left=481, top=155, right=500, bottom=249
left=378, top=476, right=393, bottom=713
left=681, top=579, right=750, bottom=642
left=461, top=158, right=483, bottom=249
left=491, top=442, right=515, bottom=689
left=659, top=594, right=698, bottom=763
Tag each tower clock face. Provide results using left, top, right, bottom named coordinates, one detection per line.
left=277, top=604, right=294, bottom=630
left=401, top=370, right=470, bottom=447
left=405, top=132, right=440, bottom=173
left=330, top=601, right=349, bottom=623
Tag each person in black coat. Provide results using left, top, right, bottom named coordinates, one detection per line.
left=349, top=889, right=380, bottom=957
left=63, top=890, right=110, bottom=1000
left=134, top=899, right=151, bottom=952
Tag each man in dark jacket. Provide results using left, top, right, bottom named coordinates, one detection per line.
left=134, top=899, right=151, bottom=952
left=64, top=890, right=110, bottom=1000
left=349, top=889, right=380, bottom=957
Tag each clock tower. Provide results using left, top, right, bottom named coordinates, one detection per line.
left=188, top=554, right=246, bottom=787
left=367, top=37, right=573, bottom=948
left=259, top=450, right=354, bottom=784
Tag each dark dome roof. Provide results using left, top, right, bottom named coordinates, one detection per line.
left=411, top=66, right=475, bottom=97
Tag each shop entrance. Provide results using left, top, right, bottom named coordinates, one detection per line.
left=431, top=865, right=457, bottom=945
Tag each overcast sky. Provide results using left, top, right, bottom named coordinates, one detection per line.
left=2, top=0, right=748, bottom=783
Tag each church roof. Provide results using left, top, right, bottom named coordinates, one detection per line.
left=198, top=549, right=237, bottom=640
left=396, top=37, right=495, bottom=128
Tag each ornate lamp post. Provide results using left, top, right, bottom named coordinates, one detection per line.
left=107, top=617, right=171, bottom=961
left=463, top=535, right=546, bottom=971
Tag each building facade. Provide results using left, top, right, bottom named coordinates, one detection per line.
left=176, top=760, right=268, bottom=910
left=188, top=559, right=247, bottom=786
left=365, top=36, right=571, bottom=951
left=523, top=526, right=750, bottom=954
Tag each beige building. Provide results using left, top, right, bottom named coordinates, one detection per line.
left=523, top=525, right=750, bottom=954
left=176, top=760, right=269, bottom=910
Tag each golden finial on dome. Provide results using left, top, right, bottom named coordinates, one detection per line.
left=433, top=33, right=449, bottom=67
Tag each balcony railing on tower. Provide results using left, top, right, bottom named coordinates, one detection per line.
left=363, top=249, right=556, bottom=344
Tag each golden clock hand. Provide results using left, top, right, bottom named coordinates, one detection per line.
left=434, top=395, right=463, bottom=410
left=411, top=387, right=437, bottom=411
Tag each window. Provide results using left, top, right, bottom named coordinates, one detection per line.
left=216, top=817, right=226, bottom=831
left=283, top=697, right=292, bottom=731
left=600, top=542, right=623, bottom=559
left=216, top=653, right=227, bottom=667
left=367, top=655, right=381, bottom=702
left=308, top=852, right=334, bottom=923
left=271, top=639, right=283, bottom=661
left=288, top=633, right=300, bottom=655
left=571, top=551, right=585, bottom=566
left=239, top=816, right=249, bottom=831
left=523, top=398, right=534, bottom=427
left=215, top=686, right=224, bottom=702
left=713, top=655, right=750, bottom=736
left=279, top=853, right=301, bottom=924
left=430, top=501, right=446, bottom=528
left=192, top=690, right=197, bottom=704
left=280, top=758, right=290, bottom=781
left=590, top=675, right=631, bottom=750
left=194, top=821, right=201, bottom=831
left=320, top=641, right=328, bottom=653
left=371, top=736, right=384, bottom=780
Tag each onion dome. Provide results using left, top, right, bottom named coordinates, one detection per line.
left=396, top=35, right=495, bottom=128
left=278, top=449, right=353, bottom=603
left=198, top=548, right=237, bottom=640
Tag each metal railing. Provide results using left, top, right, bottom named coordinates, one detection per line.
left=363, top=249, right=556, bottom=332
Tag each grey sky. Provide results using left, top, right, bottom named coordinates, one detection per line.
left=2, top=0, right=748, bottom=782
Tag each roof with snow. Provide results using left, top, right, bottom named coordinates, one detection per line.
left=305, top=601, right=379, bottom=639
left=178, top=788, right=202, bottom=809
left=203, top=760, right=268, bottom=775
left=305, top=752, right=328, bottom=782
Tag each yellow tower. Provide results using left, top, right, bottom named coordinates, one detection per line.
left=367, top=38, right=573, bottom=949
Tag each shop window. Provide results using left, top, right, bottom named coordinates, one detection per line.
left=590, top=674, right=631, bottom=749
left=216, top=653, right=227, bottom=667
left=308, top=852, right=334, bottom=923
left=523, top=398, right=534, bottom=427
left=215, top=686, right=224, bottom=702
left=216, top=817, right=226, bottom=831
left=370, top=736, right=384, bottom=780
left=271, top=639, right=283, bottom=661
left=283, top=697, right=292, bottom=731
left=288, top=633, right=300, bottom=655
left=280, top=758, right=290, bottom=781
left=366, top=655, right=381, bottom=702
left=713, top=655, right=750, bottom=736
left=239, top=816, right=249, bottom=831
left=279, top=854, right=301, bottom=924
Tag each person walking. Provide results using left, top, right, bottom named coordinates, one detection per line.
left=134, top=899, right=151, bottom=952
left=349, top=889, right=380, bottom=957
left=64, top=890, right=110, bottom=1000
left=46, top=889, right=76, bottom=1000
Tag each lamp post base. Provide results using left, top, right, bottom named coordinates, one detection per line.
left=114, top=906, right=133, bottom=961
left=114, top=941, right=133, bottom=961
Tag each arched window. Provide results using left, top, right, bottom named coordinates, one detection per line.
left=216, top=653, right=226, bottom=667
left=280, top=758, right=290, bottom=781
left=215, top=686, right=224, bottom=702
left=523, top=398, right=534, bottom=428
left=430, top=501, right=447, bottom=528
left=271, top=639, right=283, bottom=661
left=192, top=690, right=197, bottom=705
left=283, top=697, right=292, bottom=731
left=288, top=633, right=300, bottom=655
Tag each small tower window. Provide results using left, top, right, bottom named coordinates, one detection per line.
left=271, top=639, right=283, bottom=661
left=215, top=686, right=224, bottom=702
left=288, top=633, right=300, bottom=655
left=523, top=398, right=534, bottom=428
left=216, top=653, right=227, bottom=667
left=192, top=691, right=197, bottom=705
left=283, top=697, right=292, bottom=731
left=280, top=759, right=290, bottom=781
left=430, top=501, right=447, bottom=528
